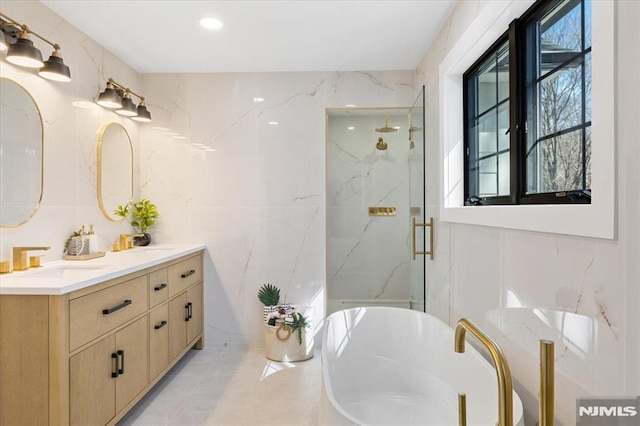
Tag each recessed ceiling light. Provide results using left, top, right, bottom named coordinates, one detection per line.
left=347, top=126, right=355, bottom=130
left=199, top=17, right=224, bottom=30
left=268, top=121, right=279, bottom=125
left=253, top=97, right=265, bottom=102
left=345, top=104, right=356, bottom=107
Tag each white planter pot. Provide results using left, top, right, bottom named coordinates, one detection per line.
left=264, top=323, right=313, bottom=362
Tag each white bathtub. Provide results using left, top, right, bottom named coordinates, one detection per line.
left=321, top=307, right=524, bottom=426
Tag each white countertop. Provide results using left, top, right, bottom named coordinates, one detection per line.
left=0, top=244, right=206, bottom=295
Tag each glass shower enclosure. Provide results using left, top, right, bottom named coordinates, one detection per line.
left=325, top=88, right=426, bottom=314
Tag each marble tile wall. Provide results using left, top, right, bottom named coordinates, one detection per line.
left=326, top=113, right=412, bottom=314
left=0, top=1, right=141, bottom=261
left=416, top=1, right=640, bottom=425
left=139, top=71, right=415, bottom=347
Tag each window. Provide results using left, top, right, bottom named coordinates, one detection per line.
left=464, top=0, right=591, bottom=205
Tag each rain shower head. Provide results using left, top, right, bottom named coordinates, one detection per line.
left=375, top=114, right=398, bottom=133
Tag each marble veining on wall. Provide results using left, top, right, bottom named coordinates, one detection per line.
left=140, top=71, right=415, bottom=346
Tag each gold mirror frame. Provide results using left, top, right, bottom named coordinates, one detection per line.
left=97, top=122, right=133, bottom=222
left=0, top=77, right=44, bottom=228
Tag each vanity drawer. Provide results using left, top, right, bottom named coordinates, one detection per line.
left=149, top=268, right=169, bottom=308
left=69, top=276, right=148, bottom=351
left=167, top=255, right=202, bottom=297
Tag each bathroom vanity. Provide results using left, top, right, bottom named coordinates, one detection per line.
left=0, top=244, right=205, bottom=425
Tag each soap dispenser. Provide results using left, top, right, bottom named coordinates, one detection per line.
left=87, top=224, right=99, bottom=254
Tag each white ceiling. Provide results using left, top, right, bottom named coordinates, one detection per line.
left=41, top=0, right=457, bottom=74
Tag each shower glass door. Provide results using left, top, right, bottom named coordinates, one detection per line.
left=408, top=87, right=426, bottom=312
left=326, top=102, right=425, bottom=315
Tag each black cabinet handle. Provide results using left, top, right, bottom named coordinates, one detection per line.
left=154, top=320, right=168, bottom=330
left=181, top=269, right=196, bottom=279
left=111, top=352, right=119, bottom=378
left=117, top=350, right=125, bottom=375
left=102, top=299, right=132, bottom=315
left=154, top=283, right=167, bottom=291
left=184, top=303, right=190, bottom=322
left=188, top=302, right=193, bottom=320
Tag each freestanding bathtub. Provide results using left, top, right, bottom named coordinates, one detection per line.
left=321, top=307, right=524, bottom=426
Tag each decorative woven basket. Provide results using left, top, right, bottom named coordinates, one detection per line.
left=67, top=236, right=90, bottom=256
left=263, top=304, right=294, bottom=324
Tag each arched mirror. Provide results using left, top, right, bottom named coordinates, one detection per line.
left=0, top=77, right=44, bottom=227
left=97, top=122, right=133, bottom=221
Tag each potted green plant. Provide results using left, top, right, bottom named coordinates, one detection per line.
left=258, top=283, right=281, bottom=307
left=114, top=198, right=159, bottom=246
left=258, top=283, right=313, bottom=361
left=288, top=312, right=310, bottom=345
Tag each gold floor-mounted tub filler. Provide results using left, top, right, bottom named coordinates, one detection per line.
left=454, top=318, right=555, bottom=426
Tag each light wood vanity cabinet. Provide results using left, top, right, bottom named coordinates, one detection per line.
left=0, top=251, right=204, bottom=426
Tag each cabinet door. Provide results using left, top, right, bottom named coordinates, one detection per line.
left=168, top=293, right=188, bottom=361
left=186, top=282, right=203, bottom=344
left=70, top=335, right=116, bottom=426
left=115, top=316, right=149, bottom=413
left=149, top=304, right=169, bottom=380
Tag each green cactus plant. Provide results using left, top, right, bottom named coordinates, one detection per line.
left=257, top=283, right=280, bottom=306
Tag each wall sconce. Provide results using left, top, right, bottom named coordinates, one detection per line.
left=96, top=78, right=152, bottom=123
left=0, top=12, right=71, bottom=82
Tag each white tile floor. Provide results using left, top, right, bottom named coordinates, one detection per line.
left=118, top=347, right=321, bottom=426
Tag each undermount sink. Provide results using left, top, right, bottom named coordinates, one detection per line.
left=120, top=247, right=175, bottom=254
left=15, top=265, right=108, bottom=279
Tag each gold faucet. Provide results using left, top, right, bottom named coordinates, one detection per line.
left=539, top=340, right=554, bottom=426
left=119, top=234, right=144, bottom=250
left=455, top=318, right=513, bottom=426
left=12, top=246, right=51, bottom=271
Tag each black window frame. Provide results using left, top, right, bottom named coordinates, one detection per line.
left=463, top=0, right=591, bottom=206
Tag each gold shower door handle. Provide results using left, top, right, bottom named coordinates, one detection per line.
left=412, top=216, right=434, bottom=260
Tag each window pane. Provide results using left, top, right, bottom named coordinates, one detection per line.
left=479, top=157, right=498, bottom=196
left=497, top=44, right=510, bottom=102
left=585, top=52, right=591, bottom=122
left=539, top=56, right=583, bottom=137
left=478, top=108, right=497, bottom=156
left=498, top=152, right=510, bottom=195
left=498, top=101, right=509, bottom=151
left=465, top=38, right=510, bottom=200
left=541, top=0, right=582, bottom=55
left=526, top=129, right=584, bottom=193
left=585, top=126, right=591, bottom=188
left=477, top=57, right=498, bottom=114
left=585, top=0, right=592, bottom=49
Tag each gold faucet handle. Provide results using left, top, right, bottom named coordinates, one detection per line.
left=458, top=392, right=467, bottom=426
